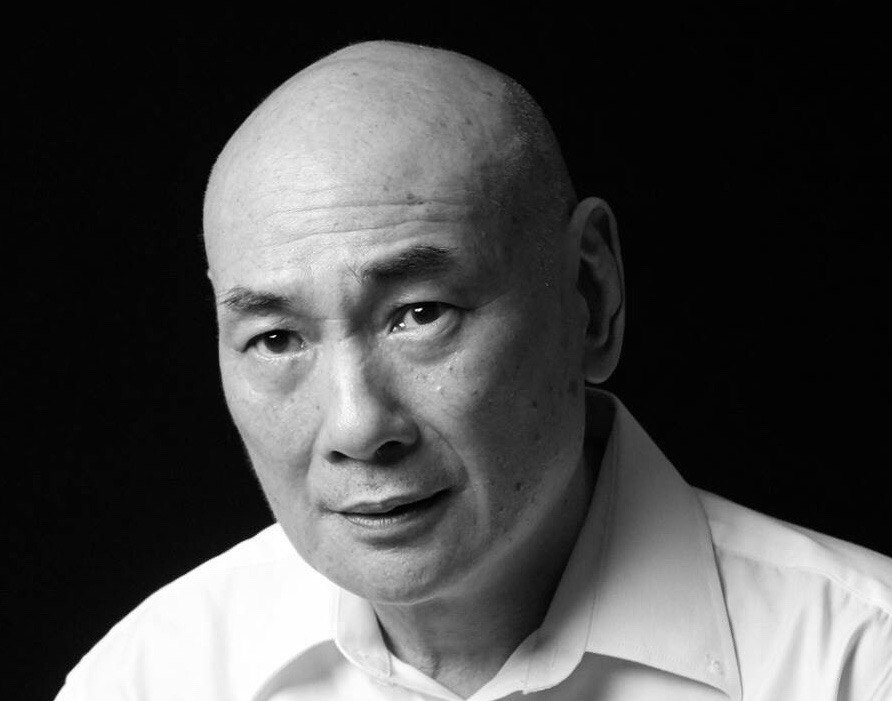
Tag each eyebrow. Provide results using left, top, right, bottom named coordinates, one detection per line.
left=359, top=244, right=457, bottom=283
left=219, top=288, right=292, bottom=316
left=218, top=245, right=459, bottom=317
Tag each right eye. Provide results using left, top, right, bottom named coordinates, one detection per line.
left=248, top=330, right=306, bottom=357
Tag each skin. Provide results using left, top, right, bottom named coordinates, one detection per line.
left=203, top=42, right=624, bottom=696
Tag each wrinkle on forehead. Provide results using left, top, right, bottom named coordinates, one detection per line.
left=254, top=201, right=477, bottom=242
left=203, top=41, right=575, bottom=275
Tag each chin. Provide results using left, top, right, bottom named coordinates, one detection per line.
left=322, top=542, right=470, bottom=607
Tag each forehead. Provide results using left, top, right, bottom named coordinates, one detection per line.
left=203, top=61, right=530, bottom=290
left=204, top=132, right=518, bottom=283
left=204, top=60, right=523, bottom=243
left=206, top=184, right=515, bottom=307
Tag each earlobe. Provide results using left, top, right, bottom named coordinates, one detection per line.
left=571, top=198, right=625, bottom=384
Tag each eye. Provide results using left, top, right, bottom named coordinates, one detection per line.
left=392, top=302, right=452, bottom=332
left=248, top=330, right=306, bottom=357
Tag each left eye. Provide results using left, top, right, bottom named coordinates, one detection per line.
left=247, top=329, right=306, bottom=356
left=392, top=302, right=452, bottom=332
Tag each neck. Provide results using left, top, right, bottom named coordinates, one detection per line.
left=372, top=434, right=603, bottom=697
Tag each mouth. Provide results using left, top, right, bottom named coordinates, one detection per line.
left=338, top=489, right=450, bottom=532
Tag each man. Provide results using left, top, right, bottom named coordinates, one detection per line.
left=57, top=41, right=891, bottom=700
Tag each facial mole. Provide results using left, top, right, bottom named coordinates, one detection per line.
left=405, top=191, right=418, bottom=202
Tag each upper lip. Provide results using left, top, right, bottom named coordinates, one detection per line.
left=337, top=489, right=444, bottom=515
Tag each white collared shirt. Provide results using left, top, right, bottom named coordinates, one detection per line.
left=55, top=393, right=892, bottom=700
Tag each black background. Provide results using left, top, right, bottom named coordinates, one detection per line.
left=13, top=6, right=890, bottom=698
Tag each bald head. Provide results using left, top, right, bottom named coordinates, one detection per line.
left=205, top=41, right=626, bottom=629
left=203, top=41, right=575, bottom=271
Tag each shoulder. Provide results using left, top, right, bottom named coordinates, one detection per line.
left=56, top=524, right=334, bottom=701
left=696, top=489, right=892, bottom=699
left=698, top=489, right=892, bottom=612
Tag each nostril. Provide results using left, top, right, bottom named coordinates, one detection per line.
left=328, top=450, right=350, bottom=464
left=327, top=440, right=412, bottom=466
left=375, top=440, right=410, bottom=465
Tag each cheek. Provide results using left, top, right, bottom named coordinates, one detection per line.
left=221, top=363, right=319, bottom=487
left=413, top=301, right=581, bottom=482
left=471, top=305, right=574, bottom=418
left=222, top=372, right=329, bottom=559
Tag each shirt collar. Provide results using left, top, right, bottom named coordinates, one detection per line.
left=253, top=390, right=742, bottom=700
left=572, top=389, right=742, bottom=699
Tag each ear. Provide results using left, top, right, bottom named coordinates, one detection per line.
left=569, top=197, right=625, bottom=384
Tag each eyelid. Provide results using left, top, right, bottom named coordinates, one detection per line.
left=390, top=301, right=458, bottom=334
left=239, top=314, right=299, bottom=343
left=245, top=328, right=307, bottom=356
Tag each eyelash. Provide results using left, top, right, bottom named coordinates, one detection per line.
left=245, top=302, right=459, bottom=357
left=247, top=329, right=306, bottom=357
left=390, top=302, right=454, bottom=333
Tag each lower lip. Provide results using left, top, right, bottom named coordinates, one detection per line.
left=339, top=491, right=450, bottom=540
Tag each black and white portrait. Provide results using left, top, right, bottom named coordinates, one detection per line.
left=14, top=8, right=890, bottom=700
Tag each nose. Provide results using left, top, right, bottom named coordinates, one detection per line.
left=317, top=346, right=418, bottom=465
